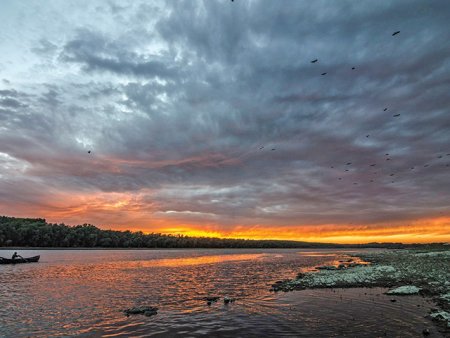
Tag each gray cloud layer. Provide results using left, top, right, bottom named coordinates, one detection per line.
left=0, top=0, right=449, bottom=231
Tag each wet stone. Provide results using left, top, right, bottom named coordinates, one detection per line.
left=203, top=296, right=220, bottom=302
left=124, top=306, right=158, bottom=317
left=316, top=265, right=337, bottom=270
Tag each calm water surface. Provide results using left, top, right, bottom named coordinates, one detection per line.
left=0, top=249, right=442, bottom=337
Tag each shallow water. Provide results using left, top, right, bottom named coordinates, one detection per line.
left=0, top=249, right=442, bottom=337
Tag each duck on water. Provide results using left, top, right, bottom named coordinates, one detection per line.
left=0, top=252, right=40, bottom=264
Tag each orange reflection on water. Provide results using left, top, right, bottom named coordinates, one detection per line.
left=297, top=251, right=370, bottom=272
left=299, top=253, right=337, bottom=257
left=127, top=253, right=265, bottom=268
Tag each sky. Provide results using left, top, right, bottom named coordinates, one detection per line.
left=0, top=0, right=449, bottom=243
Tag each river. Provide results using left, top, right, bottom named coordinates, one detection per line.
left=0, top=249, right=442, bottom=337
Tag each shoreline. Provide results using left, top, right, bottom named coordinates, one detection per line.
left=0, top=247, right=386, bottom=251
left=270, top=249, right=450, bottom=335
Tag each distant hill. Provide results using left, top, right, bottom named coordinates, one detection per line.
left=0, top=216, right=445, bottom=249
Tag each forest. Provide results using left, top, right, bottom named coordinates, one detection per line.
left=0, top=216, right=433, bottom=249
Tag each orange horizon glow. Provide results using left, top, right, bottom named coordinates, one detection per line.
left=140, top=217, right=450, bottom=244
left=2, top=191, right=449, bottom=245
left=30, top=213, right=450, bottom=244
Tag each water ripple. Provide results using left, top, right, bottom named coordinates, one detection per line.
left=0, top=249, right=442, bottom=337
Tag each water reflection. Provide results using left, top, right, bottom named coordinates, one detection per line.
left=0, top=249, right=441, bottom=337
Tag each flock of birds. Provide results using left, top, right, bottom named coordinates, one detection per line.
left=254, top=30, right=449, bottom=186
left=84, top=27, right=448, bottom=188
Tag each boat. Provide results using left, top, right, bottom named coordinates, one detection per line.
left=0, top=255, right=40, bottom=264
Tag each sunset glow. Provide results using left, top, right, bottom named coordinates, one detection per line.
left=1, top=0, right=449, bottom=245
left=4, top=197, right=449, bottom=244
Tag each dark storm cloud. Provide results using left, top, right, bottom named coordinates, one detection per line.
left=61, top=29, right=179, bottom=79
left=0, top=97, right=25, bottom=109
left=0, top=0, right=449, bottom=231
left=31, top=39, right=58, bottom=56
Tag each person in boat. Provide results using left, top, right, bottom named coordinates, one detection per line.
left=12, top=252, right=23, bottom=260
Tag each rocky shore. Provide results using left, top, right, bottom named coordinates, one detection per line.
left=271, top=249, right=450, bottom=334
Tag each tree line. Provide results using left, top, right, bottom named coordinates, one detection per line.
left=0, top=216, right=332, bottom=248
left=0, top=216, right=439, bottom=249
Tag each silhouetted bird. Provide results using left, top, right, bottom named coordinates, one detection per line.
left=386, top=158, right=391, bottom=161
left=370, top=164, right=376, bottom=167
left=384, top=108, right=388, bottom=111
left=321, top=72, right=327, bottom=76
left=392, top=31, right=400, bottom=36
left=259, top=146, right=264, bottom=150
left=331, top=166, right=334, bottom=168
left=345, top=169, right=349, bottom=172
left=385, top=153, right=389, bottom=156
left=346, top=162, right=352, bottom=165
left=366, top=135, right=370, bottom=138
left=88, top=150, right=91, bottom=154
left=393, top=114, right=401, bottom=117
left=438, top=155, right=443, bottom=158
left=311, top=59, right=318, bottom=63
left=390, top=174, right=395, bottom=176
left=352, top=67, right=355, bottom=70
left=410, top=167, right=414, bottom=170
left=271, top=148, right=276, bottom=151
left=424, top=164, right=429, bottom=167
left=338, top=178, right=342, bottom=180
left=370, top=180, right=374, bottom=182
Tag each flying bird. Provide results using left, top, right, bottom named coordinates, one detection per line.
left=346, top=162, right=352, bottom=165
left=352, top=67, right=355, bottom=70
left=386, top=158, right=391, bottom=161
left=366, top=135, right=370, bottom=138
left=384, top=108, right=388, bottom=111
left=311, top=59, right=318, bottom=63
left=271, top=148, right=276, bottom=151
left=259, top=146, right=264, bottom=150
left=87, top=150, right=91, bottom=154
left=370, top=164, right=376, bottom=167
left=393, top=114, right=401, bottom=117
left=390, top=174, right=395, bottom=176
left=321, top=72, right=327, bottom=76
left=385, top=153, right=389, bottom=156
left=392, top=31, right=400, bottom=36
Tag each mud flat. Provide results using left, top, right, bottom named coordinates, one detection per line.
left=271, top=249, right=450, bottom=335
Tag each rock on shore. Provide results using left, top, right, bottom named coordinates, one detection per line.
left=386, top=285, right=421, bottom=295
left=124, top=306, right=158, bottom=317
left=270, top=249, right=450, bottom=330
